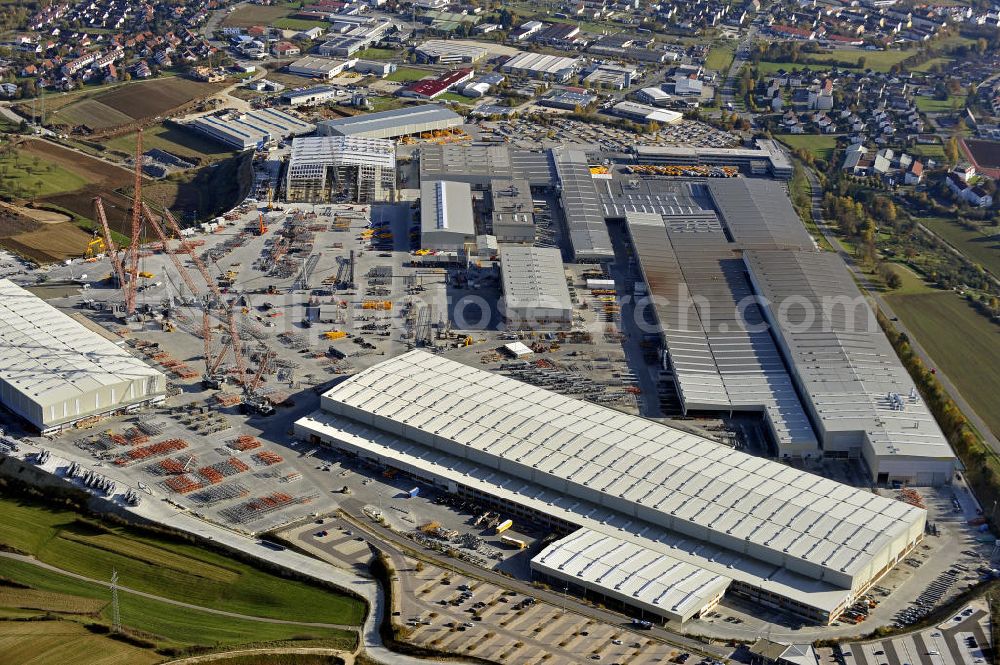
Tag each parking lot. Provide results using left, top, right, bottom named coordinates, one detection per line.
left=475, top=117, right=738, bottom=152
left=820, top=600, right=992, bottom=665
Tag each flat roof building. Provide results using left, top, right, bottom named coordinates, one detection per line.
left=0, top=280, right=167, bottom=433
left=420, top=180, right=476, bottom=250
left=743, top=249, right=956, bottom=486
left=635, top=139, right=794, bottom=179
left=612, top=101, right=684, bottom=125
left=501, top=51, right=580, bottom=82
left=489, top=178, right=534, bottom=242
left=287, top=56, right=353, bottom=79
left=499, top=245, right=572, bottom=328
left=282, top=85, right=341, bottom=106
left=294, top=350, right=926, bottom=625
left=285, top=135, right=396, bottom=203
left=416, top=40, right=488, bottom=64
left=316, top=19, right=392, bottom=56
left=317, top=104, right=463, bottom=140
left=189, top=108, right=314, bottom=149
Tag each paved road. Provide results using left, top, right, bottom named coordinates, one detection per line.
left=337, top=501, right=731, bottom=659
left=0, top=550, right=358, bottom=630
left=802, top=166, right=999, bottom=452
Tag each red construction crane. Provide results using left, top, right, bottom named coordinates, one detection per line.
left=246, top=349, right=275, bottom=394
left=139, top=202, right=248, bottom=385
left=120, top=129, right=145, bottom=315
left=92, top=197, right=127, bottom=291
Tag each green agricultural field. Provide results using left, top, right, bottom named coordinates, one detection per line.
left=272, top=17, right=329, bottom=30
left=0, top=493, right=365, bottom=626
left=365, top=96, right=407, bottom=112
left=776, top=134, right=839, bottom=162
left=222, top=5, right=295, bottom=27
left=914, top=94, right=966, bottom=113
left=386, top=67, right=432, bottom=83
left=0, top=618, right=161, bottom=665
left=1, top=558, right=357, bottom=653
left=919, top=216, right=1000, bottom=277
left=104, top=123, right=235, bottom=165
left=0, top=150, right=90, bottom=199
left=885, top=291, right=1000, bottom=437
left=705, top=43, right=735, bottom=72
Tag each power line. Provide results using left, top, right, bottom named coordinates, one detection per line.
left=111, top=568, right=122, bottom=633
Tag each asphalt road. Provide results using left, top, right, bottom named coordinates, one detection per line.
left=802, top=167, right=999, bottom=452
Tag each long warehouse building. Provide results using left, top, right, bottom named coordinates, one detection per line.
left=317, top=104, right=463, bottom=140
left=0, top=280, right=167, bottom=433
left=296, top=351, right=926, bottom=625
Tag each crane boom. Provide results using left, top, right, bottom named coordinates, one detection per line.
left=247, top=349, right=274, bottom=394
left=149, top=203, right=248, bottom=381
left=92, top=197, right=127, bottom=294
left=123, top=129, right=144, bottom=315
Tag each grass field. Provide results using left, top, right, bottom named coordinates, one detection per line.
left=919, top=216, right=1000, bottom=277
left=885, top=290, right=1000, bottom=437
left=436, top=92, right=472, bottom=105
left=776, top=134, right=839, bottom=162
left=354, top=48, right=399, bottom=60
left=705, top=43, right=735, bottom=72
left=104, top=123, right=235, bottom=165
left=911, top=56, right=953, bottom=73
left=0, top=149, right=90, bottom=198
left=0, top=619, right=162, bottom=665
left=386, top=67, right=432, bottom=83
left=910, top=143, right=945, bottom=160
left=758, top=48, right=912, bottom=74
left=914, top=94, right=965, bottom=113
left=272, top=17, right=329, bottom=30
left=1, top=558, right=357, bottom=655
left=0, top=492, right=365, bottom=627
left=222, top=5, right=295, bottom=27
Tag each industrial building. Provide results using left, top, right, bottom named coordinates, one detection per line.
left=620, top=181, right=820, bottom=459
left=612, top=176, right=956, bottom=484
left=282, top=86, right=340, bottom=107
left=499, top=245, right=572, bottom=328
left=0, top=280, right=167, bottom=433
left=500, top=51, right=580, bottom=82
left=398, top=68, right=474, bottom=100
left=743, top=249, right=955, bottom=486
left=488, top=179, right=534, bottom=242
left=420, top=180, right=476, bottom=250
left=316, top=18, right=392, bottom=56
left=635, top=139, right=794, bottom=179
left=418, top=144, right=614, bottom=262
left=294, top=351, right=927, bottom=625
left=539, top=88, right=597, bottom=110
left=416, top=40, right=488, bottom=64
left=317, top=105, right=463, bottom=140
left=287, top=55, right=353, bottom=79
left=285, top=135, right=396, bottom=203
left=612, top=101, right=683, bottom=125
left=189, top=108, right=314, bottom=150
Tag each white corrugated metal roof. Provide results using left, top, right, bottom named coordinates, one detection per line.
left=0, top=279, right=164, bottom=409
left=315, top=351, right=925, bottom=592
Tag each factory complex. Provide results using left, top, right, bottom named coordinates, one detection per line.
left=317, top=104, right=463, bottom=140
left=295, top=351, right=926, bottom=625
left=0, top=280, right=167, bottom=433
